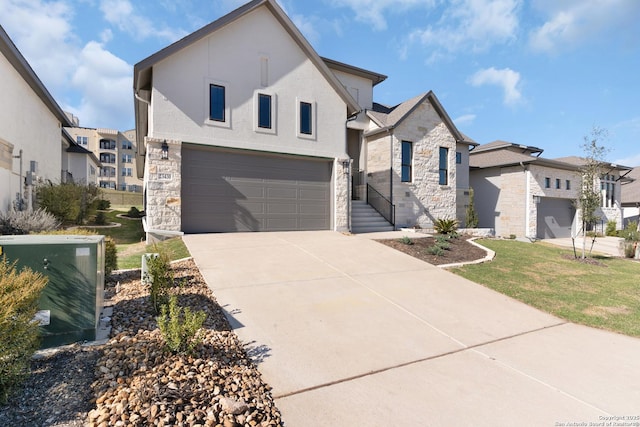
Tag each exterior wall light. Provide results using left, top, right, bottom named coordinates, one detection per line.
left=161, top=141, right=169, bottom=160
left=341, top=159, right=350, bottom=175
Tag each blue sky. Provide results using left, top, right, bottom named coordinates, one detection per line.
left=1, top=0, right=639, bottom=165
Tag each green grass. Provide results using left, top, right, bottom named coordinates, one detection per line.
left=118, top=237, right=191, bottom=270
left=81, top=209, right=190, bottom=269
left=451, top=239, right=640, bottom=337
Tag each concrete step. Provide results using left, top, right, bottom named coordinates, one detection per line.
left=351, top=201, right=394, bottom=234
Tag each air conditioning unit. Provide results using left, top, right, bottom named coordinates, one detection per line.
left=0, top=235, right=105, bottom=348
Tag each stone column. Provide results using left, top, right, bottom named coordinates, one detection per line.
left=334, top=158, right=350, bottom=232
left=144, top=138, right=182, bottom=237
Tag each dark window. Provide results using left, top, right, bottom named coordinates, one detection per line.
left=545, top=177, right=550, bottom=188
left=258, top=94, right=271, bottom=129
left=555, top=178, right=561, bottom=189
left=401, top=141, right=412, bottom=182
left=99, top=139, right=115, bottom=150
left=209, top=84, right=225, bottom=122
left=439, top=147, right=448, bottom=185
left=300, top=102, right=312, bottom=135
left=566, top=180, right=571, bottom=190
left=456, top=152, right=462, bottom=164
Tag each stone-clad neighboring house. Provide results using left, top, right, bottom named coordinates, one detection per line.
left=134, top=0, right=475, bottom=238
left=469, top=141, right=631, bottom=239
left=620, top=166, right=639, bottom=227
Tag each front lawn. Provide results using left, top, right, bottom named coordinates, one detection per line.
left=451, top=239, right=640, bottom=337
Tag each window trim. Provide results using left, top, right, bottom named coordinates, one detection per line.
left=204, top=79, right=231, bottom=128
left=254, top=91, right=276, bottom=134
left=296, top=98, right=316, bottom=140
left=401, top=141, right=413, bottom=183
left=439, top=147, right=449, bottom=186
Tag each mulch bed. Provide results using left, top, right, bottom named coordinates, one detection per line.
left=376, top=234, right=488, bottom=266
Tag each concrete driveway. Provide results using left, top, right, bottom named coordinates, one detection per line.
left=541, top=236, right=624, bottom=257
left=184, top=231, right=640, bottom=427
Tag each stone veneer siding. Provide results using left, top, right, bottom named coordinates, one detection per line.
left=365, top=132, right=392, bottom=199
left=528, top=165, right=580, bottom=237
left=391, top=103, right=457, bottom=229
left=144, top=138, right=182, bottom=234
left=334, top=158, right=350, bottom=232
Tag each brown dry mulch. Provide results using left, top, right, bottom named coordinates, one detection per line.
left=377, top=234, right=489, bottom=266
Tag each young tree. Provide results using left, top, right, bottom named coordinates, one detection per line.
left=573, top=127, right=610, bottom=259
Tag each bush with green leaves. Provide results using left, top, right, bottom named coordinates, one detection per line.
left=620, top=221, right=639, bottom=259
left=96, top=199, right=111, bottom=210
left=605, top=220, right=617, bottom=236
left=144, top=250, right=173, bottom=314
left=465, top=188, right=479, bottom=228
left=427, top=245, right=445, bottom=256
left=36, top=182, right=101, bottom=225
left=157, top=295, right=206, bottom=354
left=94, top=211, right=107, bottom=226
left=127, top=206, right=143, bottom=218
left=433, top=218, right=458, bottom=235
left=399, top=236, right=414, bottom=245
left=0, top=208, right=59, bottom=235
left=0, top=258, right=48, bottom=404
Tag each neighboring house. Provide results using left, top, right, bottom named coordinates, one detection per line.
left=65, top=126, right=142, bottom=192
left=0, top=25, right=73, bottom=212
left=62, top=129, right=101, bottom=186
left=619, top=166, right=639, bottom=227
left=469, top=141, right=631, bottom=239
left=134, top=0, right=474, bottom=238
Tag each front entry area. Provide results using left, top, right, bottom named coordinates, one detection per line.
left=181, top=144, right=332, bottom=233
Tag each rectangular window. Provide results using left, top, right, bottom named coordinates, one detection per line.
left=545, top=177, right=550, bottom=188
left=439, top=147, right=448, bottom=185
left=77, top=136, right=88, bottom=145
left=122, top=154, right=132, bottom=163
left=209, top=84, right=225, bottom=122
left=566, top=180, right=571, bottom=190
left=258, top=94, right=272, bottom=129
left=456, top=152, right=462, bottom=164
left=121, top=140, right=132, bottom=150
left=401, top=141, right=412, bottom=182
left=300, top=102, right=312, bottom=135
left=555, top=178, right=561, bottom=189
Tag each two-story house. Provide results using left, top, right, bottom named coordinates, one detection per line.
left=134, top=0, right=475, bottom=239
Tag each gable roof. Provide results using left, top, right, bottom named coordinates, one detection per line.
left=365, top=91, right=477, bottom=145
left=134, top=0, right=361, bottom=153
left=621, top=167, right=640, bottom=205
left=322, top=57, right=387, bottom=86
left=470, top=141, right=580, bottom=171
left=470, top=140, right=544, bottom=156
left=0, top=25, right=72, bottom=127
left=554, top=156, right=633, bottom=173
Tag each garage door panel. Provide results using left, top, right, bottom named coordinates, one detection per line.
left=182, top=145, right=331, bottom=233
left=537, top=197, right=575, bottom=239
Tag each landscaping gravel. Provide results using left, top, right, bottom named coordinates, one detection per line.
left=0, top=259, right=282, bottom=427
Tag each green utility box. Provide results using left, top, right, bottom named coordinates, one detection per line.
left=0, top=235, right=105, bottom=348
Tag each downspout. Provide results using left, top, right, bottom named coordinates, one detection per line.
left=521, top=161, right=531, bottom=239
left=389, top=130, right=394, bottom=227
left=134, top=90, right=150, bottom=106
left=345, top=110, right=361, bottom=232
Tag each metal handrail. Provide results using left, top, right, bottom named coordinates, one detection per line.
left=366, top=184, right=395, bottom=226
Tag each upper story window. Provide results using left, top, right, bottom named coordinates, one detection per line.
left=122, top=167, right=132, bottom=177
left=555, top=178, right=561, bottom=189
left=77, top=136, right=88, bottom=145
left=401, top=141, right=412, bottom=183
left=99, top=139, right=116, bottom=150
left=209, top=84, right=226, bottom=122
left=545, top=177, right=551, bottom=188
left=258, top=94, right=272, bottom=129
left=566, top=180, right=571, bottom=190
left=100, top=153, right=116, bottom=164
left=122, top=140, right=132, bottom=150
left=122, top=154, right=132, bottom=163
left=601, top=174, right=616, bottom=208
left=299, top=102, right=313, bottom=135
left=439, top=147, right=448, bottom=186
left=456, top=152, right=462, bottom=164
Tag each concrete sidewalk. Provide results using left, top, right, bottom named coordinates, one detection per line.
left=541, top=236, right=624, bottom=257
left=184, top=231, right=640, bottom=427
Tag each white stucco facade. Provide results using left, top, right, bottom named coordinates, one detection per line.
left=0, top=46, right=65, bottom=212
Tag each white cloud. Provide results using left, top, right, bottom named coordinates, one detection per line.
left=68, top=41, right=133, bottom=129
left=292, top=13, right=320, bottom=44
left=454, top=114, right=477, bottom=126
left=469, top=67, right=522, bottom=105
left=99, top=0, right=186, bottom=42
left=530, top=0, right=640, bottom=53
left=409, top=0, right=521, bottom=58
left=328, top=0, right=433, bottom=31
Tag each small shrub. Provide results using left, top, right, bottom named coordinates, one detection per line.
left=623, top=242, right=638, bottom=258
left=509, top=234, right=517, bottom=240
left=0, top=208, right=60, bottom=235
left=94, top=211, right=107, bottom=226
left=434, top=218, right=458, bottom=235
left=435, top=235, right=449, bottom=244
left=144, top=250, right=173, bottom=314
left=621, top=221, right=639, bottom=242
left=127, top=206, right=142, bottom=218
left=0, top=258, right=48, bottom=404
left=399, top=236, right=414, bottom=245
left=36, top=182, right=101, bottom=224
left=465, top=188, right=479, bottom=228
left=436, top=241, right=451, bottom=251
left=96, top=199, right=111, bottom=210
left=605, top=220, right=617, bottom=236
left=427, top=245, right=445, bottom=256
left=448, top=231, right=460, bottom=240
left=157, top=295, right=206, bottom=354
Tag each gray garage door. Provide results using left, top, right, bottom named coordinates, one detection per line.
left=181, top=145, right=332, bottom=233
left=536, top=197, right=576, bottom=239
